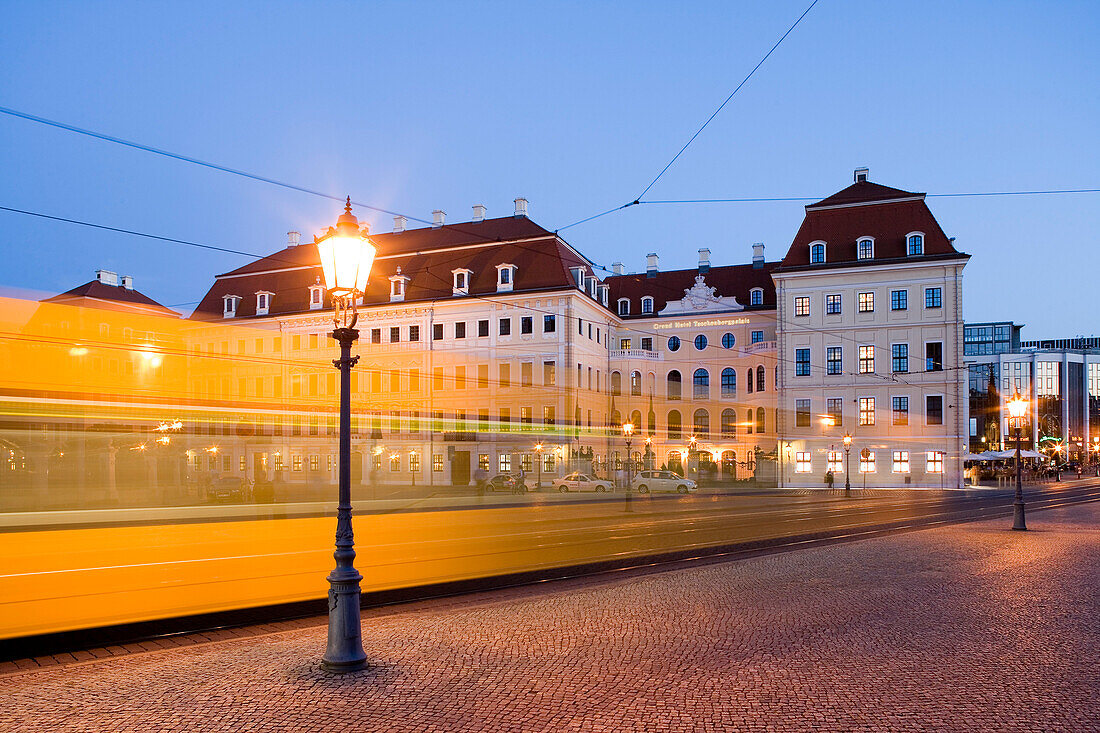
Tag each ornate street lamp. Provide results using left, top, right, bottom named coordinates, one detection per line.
left=622, top=422, right=635, bottom=512
left=534, top=442, right=544, bottom=490
left=316, top=197, right=376, bottom=673
left=842, top=433, right=853, bottom=494
left=1007, top=392, right=1028, bottom=531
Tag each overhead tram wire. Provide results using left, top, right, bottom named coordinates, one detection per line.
left=637, top=189, right=1100, bottom=205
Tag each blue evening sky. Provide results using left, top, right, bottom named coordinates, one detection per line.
left=1, top=1, right=1097, bottom=336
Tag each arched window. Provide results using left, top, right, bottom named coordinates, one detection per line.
left=756, top=406, right=766, bottom=434
left=641, top=297, right=654, bottom=314
left=668, top=450, right=683, bottom=473
left=693, top=409, right=710, bottom=440
left=721, top=408, right=737, bottom=438
left=746, top=369, right=754, bottom=394
left=857, top=238, right=874, bottom=260
left=746, top=409, right=754, bottom=434
left=907, top=232, right=924, bottom=256
left=611, top=371, right=622, bottom=396
left=693, top=368, right=709, bottom=399
left=617, top=298, right=630, bottom=316
left=810, top=242, right=826, bottom=264
left=667, top=370, right=681, bottom=400
left=721, top=368, right=736, bottom=397
left=610, top=410, right=621, bottom=434
left=756, top=365, right=765, bottom=392
left=750, top=288, right=763, bottom=306
left=630, top=370, right=642, bottom=396
left=647, top=409, right=656, bottom=436
left=630, top=410, right=642, bottom=433
left=667, top=410, right=682, bottom=439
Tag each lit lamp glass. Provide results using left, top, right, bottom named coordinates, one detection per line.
left=1006, top=393, right=1028, bottom=421
left=317, top=199, right=376, bottom=299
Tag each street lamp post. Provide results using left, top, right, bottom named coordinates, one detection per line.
left=622, top=423, right=634, bottom=512
left=1007, top=392, right=1028, bottom=531
left=842, top=433, right=852, bottom=495
left=316, top=198, right=376, bottom=673
left=534, top=442, right=543, bottom=491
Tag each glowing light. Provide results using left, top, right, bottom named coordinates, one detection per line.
left=373, top=446, right=384, bottom=456
left=316, top=200, right=376, bottom=297
left=156, top=436, right=170, bottom=446
left=1006, top=392, right=1028, bottom=420
left=69, top=346, right=88, bottom=357
left=534, top=442, right=544, bottom=452
left=205, top=446, right=218, bottom=454
left=842, top=433, right=853, bottom=448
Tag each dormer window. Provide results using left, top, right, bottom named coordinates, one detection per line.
left=810, top=242, right=826, bottom=264
left=617, top=298, right=630, bottom=316
left=598, top=284, right=609, bottom=307
left=571, top=267, right=586, bottom=289
left=309, top=280, right=324, bottom=310
left=907, top=233, right=924, bottom=256
left=222, top=294, right=241, bottom=318
left=750, top=288, right=764, bottom=306
left=496, top=263, right=516, bottom=292
left=857, top=238, right=874, bottom=260
left=389, top=267, right=410, bottom=302
left=641, top=296, right=654, bottom=314
left=452, top=268, right=473, bottom=296
left=585, top=276, right=597, bottom=299
left=255, top=291, right=273, bottom=316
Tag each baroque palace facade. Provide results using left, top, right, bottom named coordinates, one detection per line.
left=177, top=169, right=968, bottom=490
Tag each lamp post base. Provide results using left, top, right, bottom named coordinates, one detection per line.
left=320, top=567, right=367, bottom=673
left=1012, top=500, right=1027, bottom=531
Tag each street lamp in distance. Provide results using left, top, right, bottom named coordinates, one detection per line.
left=842, top=433, right=853, bottom=494
left=316, top=197, right=376, bottom=674
left=533, top=442, right=544, bottom=490
left=1007, top=392, right=1028, bottom=531
left=622, top=423, right=635, bottom=512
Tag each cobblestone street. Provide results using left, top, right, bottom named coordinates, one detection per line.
left=2, top=502, right=1098, bottom=732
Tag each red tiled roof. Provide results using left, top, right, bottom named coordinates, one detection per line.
left=192, top=216, right=597, bottom=320
left=779, top=180, right=965, bottom=269
left=43, top=280, right=179, bottom=316
left=604, top=262, right=779, bottom=317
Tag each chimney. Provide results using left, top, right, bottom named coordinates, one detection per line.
left=698, top=248, right=711, bottom=274
left=432, top=210, right=446, bottom=228
left=646, top=253, right=659, bottom=279
left=854, top=167, right=869, bottom=183
left=287, top=231, right=301, bottom=247
left=752, top=242, right=765, bottom=269
left=611, top=262, right=624, bottom=276
left=514, top=197, right=528, bottom=217
left=472, top=204, right=486, bottom=222
left=95, top=269, right=119, bottom=286
left=121, top=275, right=134, bottom=290
left=392, top=215, right=407, bottom=233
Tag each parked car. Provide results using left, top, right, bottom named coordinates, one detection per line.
left=209, top=476, right=249, bottom=503
left=555, top=472, right=611, bottom=493
left=485, top=474, right=528, bottom=493
left=631, top=470, right=697, bottom=494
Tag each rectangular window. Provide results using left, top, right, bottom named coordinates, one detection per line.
left=498, top=454, right=511, bottom=473
left=795, top=452, right=812, bottom=473
left=390, top=370, right=400, bottom=392
left=927, top=451, right=945, bottom=473
left=825, top=294, right=842, bottom=315
left=794, top=296, right=810, bottom=317
left=827, top=347, right=842, bottom=375
left=390, top=326, right=400, bottom=343
left=478, top=364, right=488, bottom=388
left=859, top=397, right=875, bottom=426
left=433, top=454, right=444, bottom=472
left=521, top=454, right=533, bottom=472
left=795, top=399, right=811, bottom=427
left=795, top=348, right=811, bottom=377
left=499, top=318, right=511, bottom=336
left=433, top=367, right=444, bottom=391
left=543, top=361, right=556, bottom=386
left=455, top=366, right=466, bottom=390
left=409, top=452, right=420, bottom=473
left=409, top=325, right=420, bottom=342
left=858, top=345, right=875, bottom=374
left=860, top=451, right=876, bottom=473
left=478, top=454, right=490, bottom=471
left=521, top=316, right=533, bottom=334
left=520, top=406, right=532, bottom=430
left=926, top=342, right=943, bottom=372
left=478, top=319, right=489, bottom=337
left=409, top=369, right=420, bottom=391
left=478, top=408, right=490, bottom=432
left=893, top=451, right=910, bottom=473
left=827, top=451, right=843, bottom=472
left=892, top=396, right=909, bottom=425
left=455, top=322, right=466, bottom=339
left=641, top=337, right=653, bottom=351
left=389, top=410, right=401, bottom=434
left=751, top=330, right=764, bottom=344
left=891, top=290, right=907, bottom=311
left=858, top=292, right=874, bottom=313
left=521, top=362, right=533, bottom=387
left=544, top=315, right=556, bottom=333
left=432, top=323, right=443, bottom=340
left=620, top=338, right=632, bottom=350
left=827, top=397, right=843, bottom=426
left=371, top=328, right=381, bottom=344
left=543, top=406, right=555, bottom=426
left=926, top=395, right=943, bottom=425
left=892, top=343, right=909, bottom=373
left=499, top=363, right=510, bottom=387
left=925, top=287, right=942, bottom=308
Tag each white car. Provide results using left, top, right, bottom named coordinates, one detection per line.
left=555, top=472, right=611, bottom=493
left=631, top=470, right=697, bottom=494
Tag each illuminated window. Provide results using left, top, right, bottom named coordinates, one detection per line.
left=498, top=454, right=511, bottom=473
left=859, top=397, right=876, bottom=426
left=860, top=451, right=876, bottom=473
left=926, top=451, right=945, bottom=473
left=858, top=345, right=875, bottom=374
left=893, top=451, right=910, bottom=473
left=794, top=296, right=810, bottom=317
left=433, top=454, right=444, bottom=472
left=409, top=452, right=420, bottom=472
left=795, top=452, right=812, bottom=472
left=390, top=454, right=401, bottom=472
left=858, top=292, right=874, bottom=313
left=827, top=347, right=843, bottom=375
left=293, top=455, right=303, bottom=472
left=521, top=454, right=533, bottom=472
left=478, top=454, right=490, bottom=471
left=827, top=451, right=843, bottom=472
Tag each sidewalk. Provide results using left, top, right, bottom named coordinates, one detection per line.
left=2, top=502, right=1098, bottom=732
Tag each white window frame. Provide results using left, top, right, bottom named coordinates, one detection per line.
left=750, top=288, right=764, bottom=306
left=857, top=237, right=874, bottom=260
left=496, top=264, right=516, bottom=292
left=926, top=451, right=945, bottom=473
left=858, top=291, right=875, bottom=313
left=859, top=396, right=876, bottom=426
left=906, top=231, right=925, bottom=256
left=893, top=451, right=910, bottom=473
left=389, top=273, right=410, bottom=302
left=809, top=241, right=826, bottom=264
left=255, top=291, right=273, bottom=316
left=794, top=296, right=810, bottom=317
left=452, top=268, right=473, bottom=296
left=617, top=298, right=630, bottom=316
left=641, top=296, right=654, bottom=314
left=795, top=451, right=812, bottom=473
left=827, top=451, right=843, bottom=472
left=222, top=294, right=241, bottom=318
left=859, top=451, right=876, bottom=473
left=308, top=285, right=324, bottom=310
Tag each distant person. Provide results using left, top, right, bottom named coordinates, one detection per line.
left=824, top=470, right=834, bottom=489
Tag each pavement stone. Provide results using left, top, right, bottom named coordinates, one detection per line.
left=1, top=502, right=1098, bottom=732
